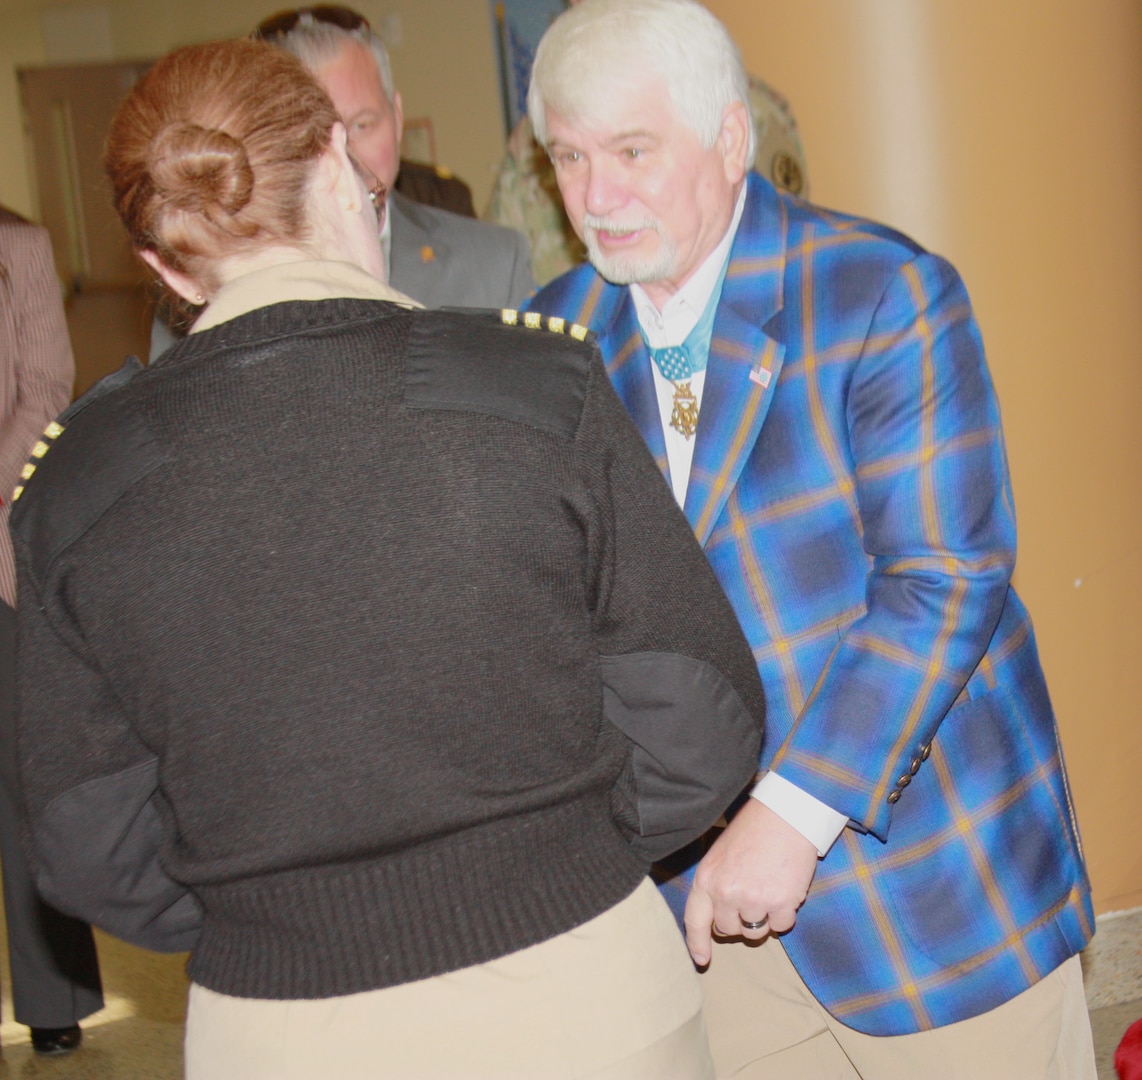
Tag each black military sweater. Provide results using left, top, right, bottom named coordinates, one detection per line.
left=12, top=297, right=764, bottom=999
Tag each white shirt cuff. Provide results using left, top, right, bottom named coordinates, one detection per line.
left=751, top=771, right=848, bottom=857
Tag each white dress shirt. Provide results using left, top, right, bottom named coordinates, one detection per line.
left=630, top=186, right=847, bottom=857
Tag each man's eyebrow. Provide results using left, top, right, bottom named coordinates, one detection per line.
left=601, top=128, right=660, bottom=146
left=549, top=128, right=660, bottom=149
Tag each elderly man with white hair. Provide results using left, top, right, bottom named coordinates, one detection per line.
left=524, top=1, right=1096, bottom=1077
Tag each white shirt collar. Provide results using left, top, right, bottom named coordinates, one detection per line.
left=631, top=183, right=747, bottom=349
left=380, top=200, right=393, bottom=280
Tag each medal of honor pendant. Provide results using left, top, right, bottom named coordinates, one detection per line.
left=670, top=381, right=699, bottom=439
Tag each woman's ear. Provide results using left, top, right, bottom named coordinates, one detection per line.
left=322, top=121, right=363, bottom=214
left=138, top=249, right=207, bottom=306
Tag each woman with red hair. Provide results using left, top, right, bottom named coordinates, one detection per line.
left=10, top=38, right=765, bottom=1079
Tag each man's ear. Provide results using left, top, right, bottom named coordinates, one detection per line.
left=391, top=90, right=404, bottom=150
left=138, top=249, right=206, bottom=305
left=718, top=99, right=752, bottom=184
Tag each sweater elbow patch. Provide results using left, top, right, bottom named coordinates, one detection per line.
left=34, top=758, right=201, bottom=953
left=600, top=652, right=763, bottom=861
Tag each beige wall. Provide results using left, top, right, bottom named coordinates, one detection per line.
left=706, top=0, right=1142, bottom=914
left=0, top=0, right=506, bottom=219
left=2, top=0, right=1139, bottom=915
left=0, top=4, right=49, bottom=216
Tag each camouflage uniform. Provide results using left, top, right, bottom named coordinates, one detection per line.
left=483, top=75, right=809, bottom=285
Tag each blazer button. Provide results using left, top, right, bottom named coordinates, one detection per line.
left=896, top=774, right=911, bottom=788
left=910, top=757, right=922, bottom=775
left=921, top=743, right=932, bottom=760
left=887, top=790, right=901, bottom=804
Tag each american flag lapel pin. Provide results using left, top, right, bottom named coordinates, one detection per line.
left=749, top=364, right=772, bottom=388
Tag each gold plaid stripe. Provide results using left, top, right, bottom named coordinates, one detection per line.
left=726, top=492, right=810, bottom=718
left=745, top=605, right=865, bottom=666
left=828, top=886, right=1089, bottom=1022
left=855, top=428, right=998, bottom=483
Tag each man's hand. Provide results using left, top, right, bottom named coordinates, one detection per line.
left=683, top=798, right=819, bottom=966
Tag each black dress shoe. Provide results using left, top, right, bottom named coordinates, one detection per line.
left=30, top=1025, right=82, bottom=1055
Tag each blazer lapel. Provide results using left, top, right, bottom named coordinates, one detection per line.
left=683, top=175, right=789, bottom=545
left=590, top=283, right=672, bottom=484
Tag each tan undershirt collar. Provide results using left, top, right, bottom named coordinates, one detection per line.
left=192, top=259, right=421, bottom=334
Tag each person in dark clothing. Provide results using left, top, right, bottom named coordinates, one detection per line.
left=394, top=158, right=476, bottom=218
left=0, top=205, right=103, bottom=1057
left=10, top=39, right=765, bottom=1078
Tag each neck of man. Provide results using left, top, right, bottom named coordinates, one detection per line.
left=637, top=177, right=747, bottom=313
left=638, top=177, right=746, bottom=312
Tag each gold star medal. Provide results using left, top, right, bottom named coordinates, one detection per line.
left=670, top=382, right=699, bottom=439
left=652, top=345, right=700, bottom=440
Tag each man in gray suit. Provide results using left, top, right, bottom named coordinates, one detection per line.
left=265, top=8, right=534, bottom=309
left=149, top=7, right=535, bottom=360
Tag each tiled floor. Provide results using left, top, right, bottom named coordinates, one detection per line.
left=0, top=932, right=186, bottom=1078
left=1093, top=998, right=1141, bottom=1080
left=0, top=917, right=1136, bottom=1077
left=1085, top=906, right=1142, bottom=1079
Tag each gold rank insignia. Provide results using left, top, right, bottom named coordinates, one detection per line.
left=500, top=310, right=590, bottom=341
left=11, top=419, right=66, bottom=503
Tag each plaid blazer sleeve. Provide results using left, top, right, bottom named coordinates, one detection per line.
left=704, top=208, right=1090, bottom=1033
left=767, top=250, right=1016, bottom=841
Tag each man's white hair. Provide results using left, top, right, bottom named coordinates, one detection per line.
left=277, top=17, right=396, bottom=102
left=528, top=0, right=755, bottom=168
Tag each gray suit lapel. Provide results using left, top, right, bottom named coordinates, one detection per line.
left=388, top=192, right=452, bottom=308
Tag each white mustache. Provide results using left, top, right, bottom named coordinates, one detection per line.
left=582, top=215, right=663, bottom=237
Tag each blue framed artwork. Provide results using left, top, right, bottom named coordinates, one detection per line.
left=490, top=0, right=567, bottom=135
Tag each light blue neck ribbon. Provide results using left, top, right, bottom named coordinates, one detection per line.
left=645, top=253, right=731, bottom=382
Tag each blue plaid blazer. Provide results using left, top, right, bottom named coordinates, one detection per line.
left=525, top=172, right=1093, bottom=1036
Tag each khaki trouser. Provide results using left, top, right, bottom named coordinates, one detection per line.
left=700, top=933, right=1095, bottom=1079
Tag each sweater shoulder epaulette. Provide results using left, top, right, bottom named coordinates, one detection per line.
left=404, top=307, right=595, bottom=440
left=10, top=355, right=168, bottom=580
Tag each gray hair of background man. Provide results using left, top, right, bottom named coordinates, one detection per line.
left=527, top=0, right=756, bottom=169
left=276, top=15, right=396, bottom=101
